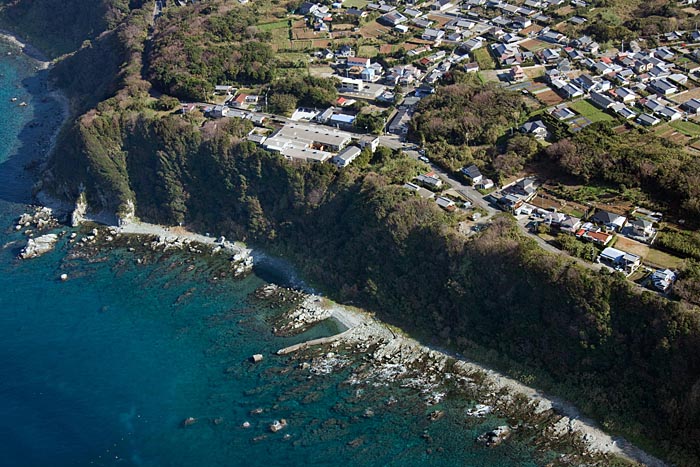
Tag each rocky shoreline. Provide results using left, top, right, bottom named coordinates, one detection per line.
left=12, top=207, right=254, bottom=279
left=263, top=288, right=667, bottom=467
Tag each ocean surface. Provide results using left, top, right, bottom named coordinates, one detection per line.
left=0, top=39, right=555, bottom=466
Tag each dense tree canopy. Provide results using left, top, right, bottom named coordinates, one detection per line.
left=147, top=3, right=277, bottom=100
left=545, top=123, right=700, bottom=220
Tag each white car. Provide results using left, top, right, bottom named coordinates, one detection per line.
left=418, top=156, right=430, bottom=163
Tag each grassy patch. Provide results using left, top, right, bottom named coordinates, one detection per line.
left=569, top=100, right=615, bottom=123
left=645, top=248, right=685, bottom=270
left=257, top=20, right=290, bottom=31
left=358, top=45, right=379, bottom=57
left=343, top=0, right=369, bottom=7
left=669, top=119, right=700, bottom=137
left=473, top=48, right=496, bottom=71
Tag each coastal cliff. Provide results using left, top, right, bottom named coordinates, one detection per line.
left=3, top=0, right=699, bottom=464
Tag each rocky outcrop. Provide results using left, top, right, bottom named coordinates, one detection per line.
left=20, top=234, right=58, bottom=259
left=476, top=425, right=512, bottom=447
left=273, top=295, right=334, bottom=336
left=117, top=199, right=136, bottom=227
left=70, top=191, right=88, bottom=227
left=15, top=206, right=59, bottom=232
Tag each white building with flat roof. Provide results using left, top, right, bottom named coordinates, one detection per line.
left=263, top=123, right=353, bottom=163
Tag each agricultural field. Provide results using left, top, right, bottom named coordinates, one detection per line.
left=358, top=45, right=379, bottom=57
left=534, top=89, right=564, bottom=106
left=343, top=0, right=369, bottom=7
left=523, top=66, right=545, bottom=80
left=519, top=39, right=550, bottom=52
left=669, top=119, right=700, bottom=137
left=614, top=233, right=685, bottom=270
left=670, top=86, right=700, bottom=103
left=357, top=20, right=390, bottom=39
left=654, top=124, right=692, bottom=145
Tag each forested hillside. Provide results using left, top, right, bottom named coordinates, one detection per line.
left=0, top=0, right=135, bottom=57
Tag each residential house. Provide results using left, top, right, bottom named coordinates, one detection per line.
left=359, top=135, right=379, bottom=153
left=403, top=182, right=435, bottom=199
left=498, top=194, right=524, bottom=213
left=628, top=217, right=657, bottom=242
left=644, top=97, right=665, bottom=113
left=669, top=73, right=688, bottom=86
left=652, top=269, right=676, bottom=292
left=591, top=210, right=627, bottom=231
left=379, top=11, right=407, bottom=26
left=615, top=87, right=638, bottom=103
left=637, top=113, right=661, bottom=126
left=657, top=106, right=682, bottom=121
left=540, top=30, right=568, bottom=45
left=682, top=98, right=700, bottom=115
left=214, top=85, right=234, bottom=95
left=432, top=0, right=454, bottom=11
left=404, top=8, right=422, bottom=17
left=388, top=108, right=411, bottom=135
left=465, top=62, right=480, bottom=73
left=415, top=173, right=443, bottom=190
left=559, top=215, right=582, bottom=233
left=297, top=2, right=319, bottom=15
left=337, top=45, right=354, bottom=58
left=461, top=164, right=483, bottom=184
left=436, top=196, right=457, bottom=212
left=331, top=146, right=362, bottom=168
left=422, top=28, right=445, bottom=42
left=598, top=247, right=641, bottom=275
left=649, top=78, right=678, bottom=96
left=475, top=178, right=495, bottom=190
left=211, top=105, right=229, bottom=118
left=611, top=103, right=636, bottom=119
left=560, top=83, right=584, bottom=98
left=520, top=120, right=548, bottom=139
left=552, top=106, right=576, bottom=120
left=590, top=90, right=616, bottom=109
left=346, top=57, right=371, bottom=68
left=345, top=8, right=367, bottom=18
left=541, top=48, right=560, bottom=63
left=654, top=47, right=675, bottom=60
left=576, top=228, right=614, bottom=246
left=412, top=18, right=434, bottom=29
left=510, top=65, right=526, bottom=81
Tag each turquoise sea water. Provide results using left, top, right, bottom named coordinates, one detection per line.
left=0, top=39, right=555, bottom=466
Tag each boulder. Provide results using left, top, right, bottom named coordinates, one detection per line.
left=20, top=234, right=58, bottom=259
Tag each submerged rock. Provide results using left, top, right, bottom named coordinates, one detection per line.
left=19, top=233, right=58, bottom=259
left=251, top=354, right=264, bottom=363
left=476, top=425, right=511, bottom=447
left=466, top=404, right=492, bottom=418
left=269, top=419, right=288, bottom=433
left=181, top=417, right=197, bottom=427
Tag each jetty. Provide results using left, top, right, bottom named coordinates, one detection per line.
left=276, top=327, right=356, bottom=355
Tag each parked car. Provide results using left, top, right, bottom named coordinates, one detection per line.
left=418, top=156, right=430, bottom=163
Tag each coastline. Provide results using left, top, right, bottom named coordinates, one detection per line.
left=0, top=26, right=71, bottom=204
left=284, top=295, right=668, bottom=467
left=0, top=28, right=51, bottom=66
left=53, top=214, right=667, bottom=466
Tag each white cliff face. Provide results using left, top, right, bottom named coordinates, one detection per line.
left=117, top=199, right=136, bottom=227
left=20, top=234, right=58, bottom=259
left=71, top=192, right=88, bottom=227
